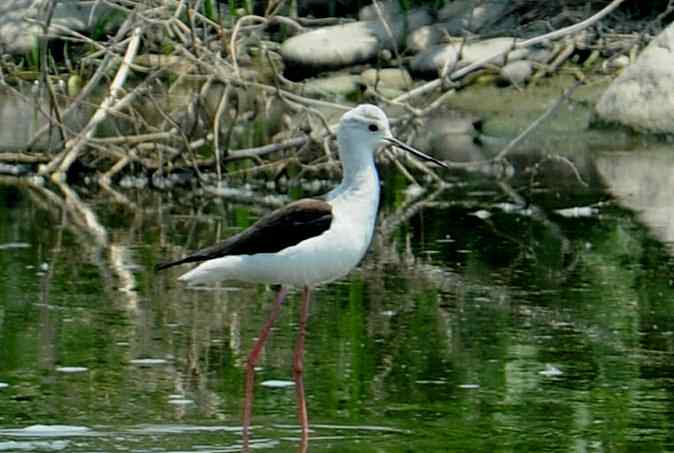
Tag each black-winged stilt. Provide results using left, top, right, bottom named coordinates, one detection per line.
left=156, top=104, right=447, bottom=444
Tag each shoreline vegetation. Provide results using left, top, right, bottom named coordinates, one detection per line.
left=0, top=0, right=668, bottom=190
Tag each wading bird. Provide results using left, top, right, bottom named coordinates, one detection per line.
left=156, top=104, right=448, bottom=445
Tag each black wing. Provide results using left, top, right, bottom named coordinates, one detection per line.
left=155, top=198, right=333, bottom=271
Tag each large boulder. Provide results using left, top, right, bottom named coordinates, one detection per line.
left=411, top=44, right=459, bottom=75
left=280, top=7, right=432, bottom=72
left=595, top=23, right=674, bottom=133
left=499, top=60, right=533, bottom=86
left=303, top=74, right=360, bottom=98
left=0, top=0, right=115, bottom=56
left=406, top=25, right=444, bottom=53
left=411, top=37, right=529, bottom=77
left=360, top=68, right=412, bottom=97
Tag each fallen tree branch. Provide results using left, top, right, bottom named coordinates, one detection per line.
left=225, top=136, right=309, bottom=161
left=0, top=153, right=51, bottom=163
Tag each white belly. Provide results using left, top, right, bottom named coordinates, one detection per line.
left=178, top=193, right=378, bottom=287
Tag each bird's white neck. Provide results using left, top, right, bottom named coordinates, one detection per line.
left=324, top=132, right=380, bottom=261
left=330, top=132, right=380, bottom=202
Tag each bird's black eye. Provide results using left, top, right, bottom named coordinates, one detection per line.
left=368, top=124, right=379, bottom=132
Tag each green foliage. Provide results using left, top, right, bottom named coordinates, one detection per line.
left=161, top=41, right=175, bottom=56
left=27, top=35, right=40, bottom=71
left=92, top=9, right=126, bottom=41
left=228, top=0, right=252, bottom=20
left=203, top=0, right=215, bottom=21
left=397, top=0, right=447, bottom=11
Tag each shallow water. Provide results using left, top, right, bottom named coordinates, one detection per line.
left=1, top=138, right=674, bottom=453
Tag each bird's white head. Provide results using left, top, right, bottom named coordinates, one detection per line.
left=336, top=104, right=449, bottom=168
left=336, top=104, right=391, bottom=155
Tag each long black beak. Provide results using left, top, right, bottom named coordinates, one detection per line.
left=384, top=137, right=449, bottom=169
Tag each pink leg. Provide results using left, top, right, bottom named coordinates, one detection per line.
left=242, top=286, right=289, bottom=448
left=293, top=286, right=312, bottom=443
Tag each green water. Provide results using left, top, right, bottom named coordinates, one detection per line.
left=0, top=157, right=674, bottom=452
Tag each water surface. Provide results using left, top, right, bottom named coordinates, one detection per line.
left=1, top=144, right=674, bottom=452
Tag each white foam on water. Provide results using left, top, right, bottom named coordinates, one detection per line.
left=129, top=424, right=241, bottom=434
left=0, top=440, right=69, bottom=451
left=167, top=399, right=194, bottom=406
left=0, top=242, right=30, bottom=250
left=539, top=364, right=563, bottom=377
left=260, top=380, right=295, bottom=388
left=129, top=358, right=168, bottom=365
left=273, top=423, right=409, bottom=434
left=55, top=367, right=88, bottom=373
left=0, top=425, right=93, bottom=437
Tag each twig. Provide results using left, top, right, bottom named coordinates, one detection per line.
left=225, top=136, right=309, bottom=161
left=0, top=153, right=51, bottom=163
left=230, top=15, right=267, bottom=78
left=90, top=130, right=177, bottom=145
left=38, top=0, right=65, bottom=145
left=538, top=154, right=589, bottom=188
left=213, top=83, right=232, bottom=184
left=100, top=156, right=130, bottom=186
left=177, top=44, right=351, bottom=113
left=532, top=40, right=576, bottom=83
left=371, top=0, right=400, bottom=62
left=384, top=149, right=419, bottom=186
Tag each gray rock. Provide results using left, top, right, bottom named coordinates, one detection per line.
left=407, top=1, right=517, bottom=56
left=411, top=44, right=459, bottom=76
left=303, top=74, right=361, bottom=98
left=406, top=25, right=444, bottom=53
left=527, top=47, right=554, bottom=64
left=280, top=8, right=432, bottom=70
left=601, top=54, right=630, bottom=72
left=281, top=22, right=381, bottom=70
left=358, top=0, right=423, bottom=22
left=439, top=0, right=513, bottom=34
left=460, top=37, right=529, bottom=66
left=596, top=23, right=674, bottom=133
left=500, top=60, right=533, bottom=86
left=411, top=38, right=528, bottom=76
left=0, top=0, right=115, bottom=56
left=360, top=68, right=412, bottom=91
